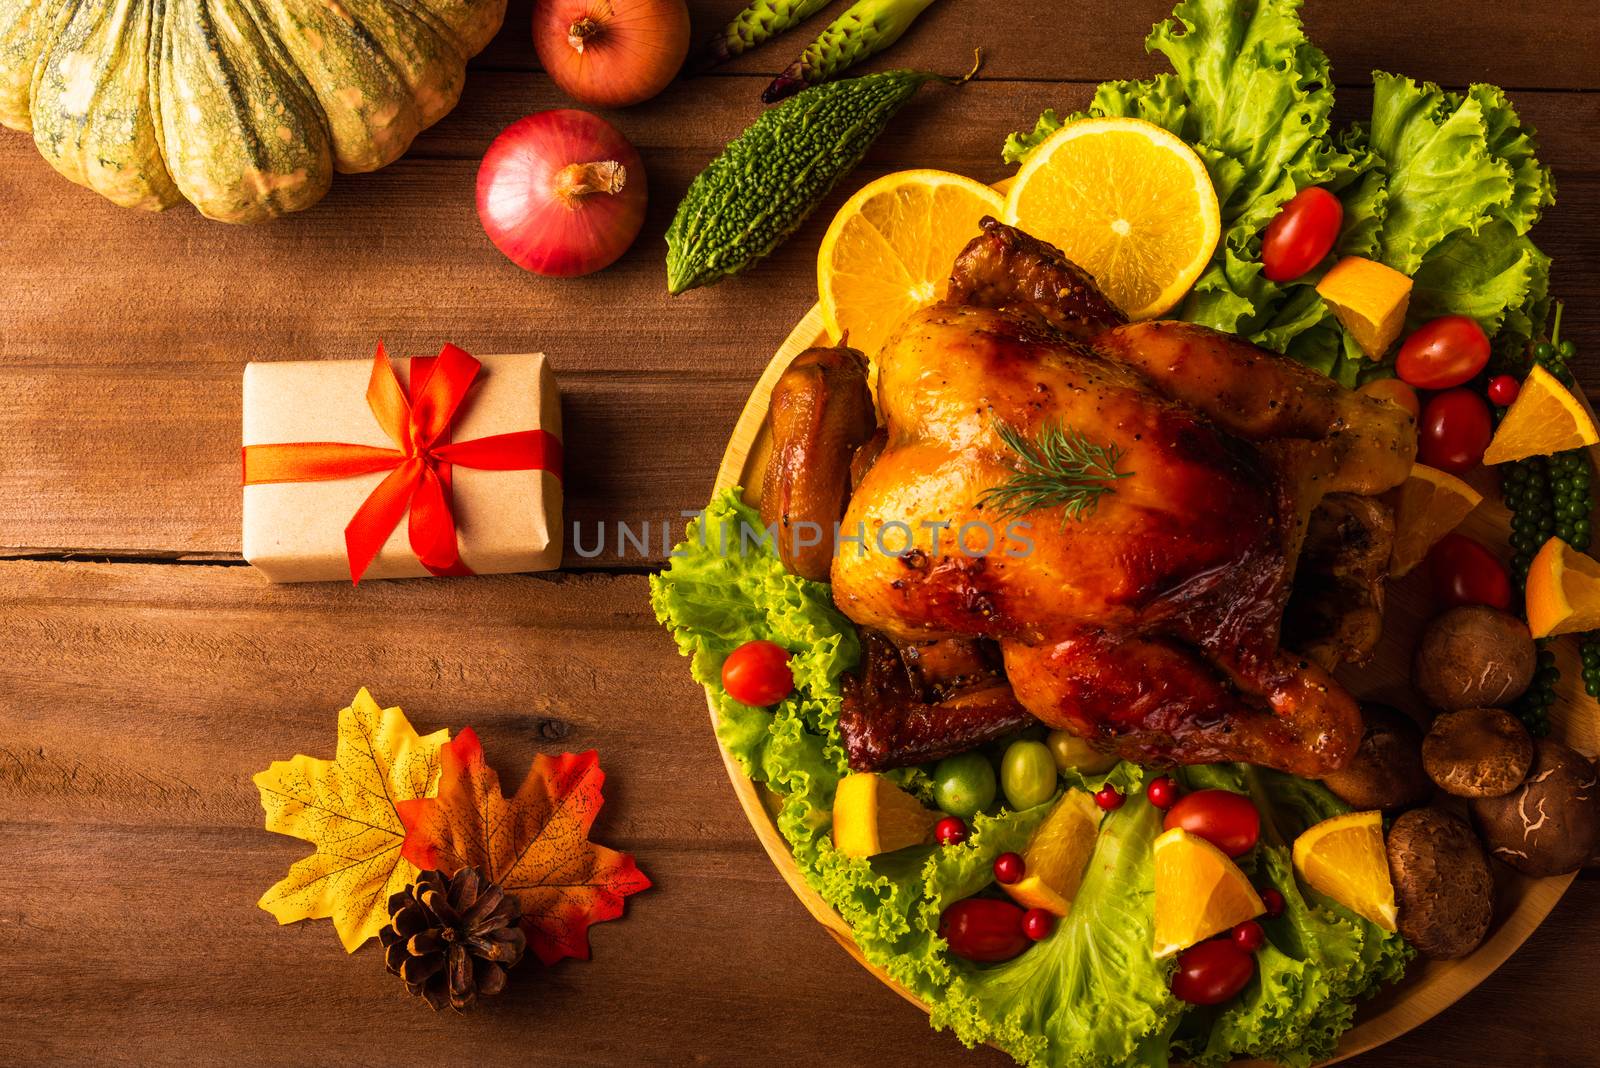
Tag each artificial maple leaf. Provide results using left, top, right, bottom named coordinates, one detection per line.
left=397, top=729, right=650, bottom=965
left=255, top=688, right=449, bottom=952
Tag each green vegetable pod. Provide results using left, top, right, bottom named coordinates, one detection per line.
left=666, top=62, right=972, bottom=295
left=763, top=0, right=941, bottom=103
left=701, top=0, right=832, bottom=69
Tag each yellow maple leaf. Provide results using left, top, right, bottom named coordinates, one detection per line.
left=254, top=688, right=449, bottom=952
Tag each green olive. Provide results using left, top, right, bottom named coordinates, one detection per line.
left=1001, top=740, right=1059, bottom=810
left=1046, top=729, right=1118, bottom=775
left=932, top=752, right=997, bottom=819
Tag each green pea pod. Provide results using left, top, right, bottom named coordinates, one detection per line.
left=763, top=0, right=941, bottom=102
left=666, top=61, right=975, bottom=295
left=700, top=0, right=833, bottom=69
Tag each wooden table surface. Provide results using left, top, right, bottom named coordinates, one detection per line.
left=4, top=2, right=1599, bottom=1065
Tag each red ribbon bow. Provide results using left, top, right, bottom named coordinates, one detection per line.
left=242, top=343, right=561, bottom=584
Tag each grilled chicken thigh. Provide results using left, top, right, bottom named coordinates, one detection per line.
left=830, top=220, right=1416, bottom=778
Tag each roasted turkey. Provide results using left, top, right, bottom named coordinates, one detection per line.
left=764, top=220, right=1417, bottom=779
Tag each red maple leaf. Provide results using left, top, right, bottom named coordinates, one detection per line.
left=397, top=729, right=650, bottom=966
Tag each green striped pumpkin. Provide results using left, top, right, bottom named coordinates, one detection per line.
left=0, top=0, right=506, bottom=222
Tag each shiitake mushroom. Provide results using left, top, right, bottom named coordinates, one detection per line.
left=1386, top=808, right=1494, bottom=959
left=1412, top=606, right=1535, bottom=712
left=1321, top=703, right=1432, bottom=811
left=1471, top=738, right=1600, bottom=877
left=1422, top=708, right=1534, bottom=798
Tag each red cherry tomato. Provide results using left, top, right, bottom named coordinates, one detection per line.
left=1487, top=374, right=1521, bottom=407
left=939, top=898, right=1030, bottom=962
left=1022, top=907, right=1055, bottom=942
left=1357, top=377, right=1420, bottom=420
left=1146, top=775, right=1178, bottom=810
left=1232, top=920, right=1266, bottom=953
left=935, top=816, right=968, bottom=847
left=1418, top=388, right=1493, bottom=474
left=1171, top=939, right=1257, bottom=1005
left=1093, top=785, right=1125, bottom=811
left=1163, top=790, right=1261, bottom=858
left=993, top=852, right=1025, bottom=885
left=1426, top=533, right=1512, bottom=611
left=1396, top=315, right=1492, bottom=389
left=1260, top=888, right=1286, bottom=919
left=1260, top=187, right=1344, bottom=283
left=720, top=640, right=793, bottom=707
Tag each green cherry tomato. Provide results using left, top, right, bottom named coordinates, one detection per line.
left=1001, top=740, right=1059, bottom=810
left=933, top=752, right=997, bottom=819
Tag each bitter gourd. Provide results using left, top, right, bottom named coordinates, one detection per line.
left=764, top=0, right=941, bottom=102
left=665, top=65, right=968, bottom=294
left=701, top=0, right=832, bottom=68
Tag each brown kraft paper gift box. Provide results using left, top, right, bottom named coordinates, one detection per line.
left=242, top=351, right=562, bottom=582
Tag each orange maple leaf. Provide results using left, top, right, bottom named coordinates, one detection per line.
left=396, top=729, right=650, bottom=965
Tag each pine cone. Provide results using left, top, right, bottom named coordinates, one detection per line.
left=381, top=867, right=526, bottom=1012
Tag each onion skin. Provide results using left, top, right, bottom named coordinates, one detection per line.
left=535, top=0, right=690, bottom=108
left=476, top=109, right=647, bottom=277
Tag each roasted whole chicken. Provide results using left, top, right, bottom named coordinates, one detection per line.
left=763, top=220, right=1417, bottom=779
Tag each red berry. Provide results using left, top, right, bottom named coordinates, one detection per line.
left=993, top=851, right=1025, bottom=884
left=1022, top=907, right=1055, bottom=941
left=935, top=816, right=968, bottom=847
left=1146, top=775, right=1177, bottom=809
left=1232, top=920, right=1266, bottom=953
left=1487, top=374, right=1521, bottom=407
left=1094, top=785, right=1125, bottom=811
left=1260, top=888, right=1286, bottom=919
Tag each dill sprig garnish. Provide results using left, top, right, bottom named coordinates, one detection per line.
left=978, top=420, right=1131, bottom=523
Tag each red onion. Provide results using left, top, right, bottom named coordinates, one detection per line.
left=534, top=0, right=690, bottom=108
left=476, top=109, right=647, bottom=277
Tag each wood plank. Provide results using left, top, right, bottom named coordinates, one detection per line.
left=474, top=0, right=1600, bottom=92
left=0, top=558, right=1596, bottom=1066
left=2, top=81, right=1598, bottom=565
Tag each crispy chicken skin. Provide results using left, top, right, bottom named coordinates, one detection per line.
left=830, top=219, right=1416, bottom=778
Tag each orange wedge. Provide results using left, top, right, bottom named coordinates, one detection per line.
left=1291, top=811, right=1397, bottom=931
left=832, top=772, right=939, bottom=859
left=1525, top=536, right=1600, bottom=638
left=1001, top=788, right=1101, bottom=916
left=1483, top=365, right=1600, bottom=464
left=1153, top=827, right=1265, bottom=957
left=1002, top=117, right=1220, bottom=319
left=1389, top=463, right=1484, bottom=577
left=819, top=169, right=1005, bottom=362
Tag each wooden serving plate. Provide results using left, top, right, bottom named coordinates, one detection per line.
left=706, top=304, right=1600, bottom=1066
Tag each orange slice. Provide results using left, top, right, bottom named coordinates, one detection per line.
left=831, top=772, right=938, bottom=859
left=1153, top=827, right=1265, bottom=957
left=1389, top=463, right=1484, bottom=577
left=1525, top=536, right=1600, bottom=638
left=1001, top=788, right=1101, bottom=916
left=1315, top=257, right=1413, bottom=359
left=1291, top=811, right=1397, bottom=931
left=819, top=169, right=1005, bottom=362
left=1483, top=365, right=1600, bottom=464
left=1002, top=117, right=1220, bottom=319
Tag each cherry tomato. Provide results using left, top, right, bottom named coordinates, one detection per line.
left=1022, top=907, right=1055, bottom=942
left=1146, top=775, right=1178, bottom=810
left=1260, top=187, right=1343, bottom=283
left=934, top=816, right=968, bottom=847
left=1171, top=939, right=1257, bottom=1005
left=720, top=640, right=793, bottom=707
left=1396, top=315, right=1492, bottom=389
left=933, top=752, right=998, bottom=819
left=939, top=898, right=1030, bottom=962
left=1357, top=377, right=1420, bottom=420
left=1260, top=888, right=1286, bottom=919
left=1418, top=388, right=1493, bottom=474
left=1000, top=740, right=1058, bottom=810
left=1093, top=785, right=1125, bottom=811
left=1232, top=920, right=1266, bottom=953
left=1163, top=789, right=1261, bottom=858
left=1426, top=532, right=1512, bottom=610
left=993, top=852, right=1025, bottom=885
left=1487, top=374, right=1521, bottom=407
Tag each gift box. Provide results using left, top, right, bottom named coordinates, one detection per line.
left=242, top=345, right=562, bottom=583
